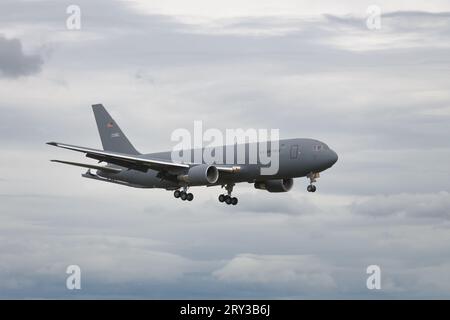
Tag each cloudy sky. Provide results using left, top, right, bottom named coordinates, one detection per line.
left=1, top=0, right=450, bottom=299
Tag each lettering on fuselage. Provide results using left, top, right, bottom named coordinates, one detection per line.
left=171, top=121, right=280, bottom=175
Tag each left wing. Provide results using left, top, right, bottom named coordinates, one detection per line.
left=47, top=142, right=189, bottom=173
left=47, top=142, right=241, bottom=174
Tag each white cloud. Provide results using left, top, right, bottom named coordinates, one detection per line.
left=213, top=254, right=336, bottom=291
left=127, top=0, right=450, bottom=21
left=324, top=12, right=450, bottom=51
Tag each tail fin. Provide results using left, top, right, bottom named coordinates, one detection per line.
left=92, top=104, right=140, bottom=155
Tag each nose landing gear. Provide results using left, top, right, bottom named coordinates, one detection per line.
left=219, top=184, right=238, bottom=205
left=307, top=172, right=319, bottom=193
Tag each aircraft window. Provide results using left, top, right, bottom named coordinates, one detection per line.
left=313, top=145, right=323, bottom=151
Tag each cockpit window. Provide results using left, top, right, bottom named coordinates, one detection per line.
left=313, top=144, right=329, bottom=151
left=313, top=145, right=323, bottom=151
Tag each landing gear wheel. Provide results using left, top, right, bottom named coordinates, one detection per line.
left=180, top=192, right=187, bottom=201
left=174, top=190, right=181, bottom=198
left=220, top=183, right=237, bottom=205
left=186, top=193, right=194, bottom=201
left=307, top=172, right=319, bottom=193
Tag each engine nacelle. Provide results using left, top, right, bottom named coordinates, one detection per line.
left=254, top=178, right=294, bottom=193
left=178, top=164, right=219, bottom=185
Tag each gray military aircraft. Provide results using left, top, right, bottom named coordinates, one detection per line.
left=47, top=104, right=338, bottom=205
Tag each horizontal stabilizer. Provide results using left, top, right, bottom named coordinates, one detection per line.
left=50, top=160, right=122, bottom=174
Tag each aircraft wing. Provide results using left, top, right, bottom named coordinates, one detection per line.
left=47, top=142, right=241, bottom=174
left=51, top=159, right=123, bottom=173
left=47, top=142, right=189, bottom=173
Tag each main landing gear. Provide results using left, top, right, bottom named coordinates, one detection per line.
left=307, top=172, right=319, bottom=193
left=218, top=184, right=238, bottom=205
left=174, top=187, right=193, bottom=201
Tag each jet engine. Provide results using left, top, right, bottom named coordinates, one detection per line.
left=178, top=164, right=219, bottom=185
left=254, top=178, right=294, bottom=192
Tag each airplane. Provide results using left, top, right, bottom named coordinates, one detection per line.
left=47, top=104, right=338, bottom=205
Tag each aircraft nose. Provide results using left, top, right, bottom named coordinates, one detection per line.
left=329, top=149, right=338, bottom=166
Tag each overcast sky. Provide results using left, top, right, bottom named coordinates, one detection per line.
left=0, top=0, right=449, bottom=299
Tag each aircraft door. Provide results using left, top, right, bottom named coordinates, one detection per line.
left=290, top=145, right=299, bottom=159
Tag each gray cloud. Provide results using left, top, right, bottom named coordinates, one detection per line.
left=1, top=0, right=450, bottom=299
left=351, top=192, right=450, bottom=220
left=0, top=36, right=43, bottom=77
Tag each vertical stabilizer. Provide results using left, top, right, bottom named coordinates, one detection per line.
left=92, top=104, right=140, bottom=155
